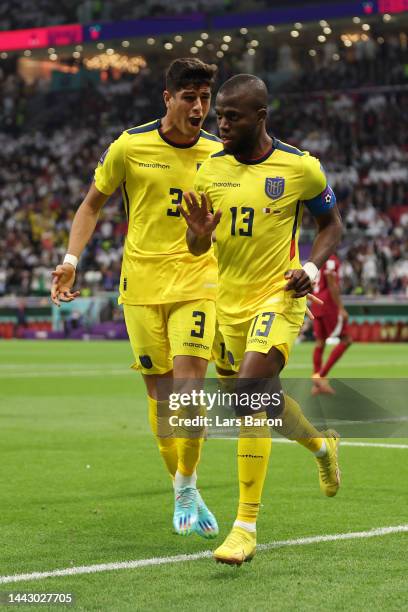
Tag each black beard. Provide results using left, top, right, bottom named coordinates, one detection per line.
left=227, top=134, right=257, bottom=156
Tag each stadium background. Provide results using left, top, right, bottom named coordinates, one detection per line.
left=1, top=1, right=407, bottom=609
left=1, top=0, right=408, bottom=341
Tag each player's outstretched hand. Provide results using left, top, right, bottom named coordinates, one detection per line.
left=180, top=191, right=222, bottom=237
left=50, top=263, right=80, bottom=307
left=284, top=269, right=324, bottom=320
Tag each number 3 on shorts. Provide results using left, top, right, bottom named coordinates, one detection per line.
left=191, top=310, right=206, bottom=338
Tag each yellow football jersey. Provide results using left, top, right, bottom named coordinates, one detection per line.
left=94, top=119, right=222, bottom=305
left=194, top=138, right=336, bottom=324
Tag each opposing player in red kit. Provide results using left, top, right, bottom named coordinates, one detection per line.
left=311, top=254, right=352, bottom=394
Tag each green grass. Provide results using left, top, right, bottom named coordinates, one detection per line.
left=0, top=341, right=407, bottom=610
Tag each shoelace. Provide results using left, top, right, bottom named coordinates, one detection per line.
left=317, top=443, right=336, bottom=483
left=176, top=487, right=197, bottom=509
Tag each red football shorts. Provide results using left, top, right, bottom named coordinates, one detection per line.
left=313, top=311, right=348, bottom=340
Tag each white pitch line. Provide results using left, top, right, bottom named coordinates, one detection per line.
left=1, top=525, right=407, bottom=585
left=271, top=439, right=408, bottom=449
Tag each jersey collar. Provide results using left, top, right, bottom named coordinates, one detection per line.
left=157, top=119, right=201, bottom=149
left=234, top=142, right=275, bottom=165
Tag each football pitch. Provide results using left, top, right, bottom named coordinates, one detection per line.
left=0, top=341, right=407, bottom=611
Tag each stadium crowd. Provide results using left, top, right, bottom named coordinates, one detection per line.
left=1, top=27, right=408, bottom=298
left=2, top=0, right=336, bottom=29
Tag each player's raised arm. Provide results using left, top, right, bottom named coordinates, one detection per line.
left=180, top=191, right=221, bottom=256
left=50, top=183, right=108, bottom=306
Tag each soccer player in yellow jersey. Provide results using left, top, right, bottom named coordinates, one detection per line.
left=50, top=58, right=223, bottom=538
left=180, top=74, right=344, bottom=564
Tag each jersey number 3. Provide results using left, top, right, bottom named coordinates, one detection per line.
left=167, top=187, right=183, bottom=217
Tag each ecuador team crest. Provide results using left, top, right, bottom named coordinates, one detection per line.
left=265, top=177, right=285, bottom=200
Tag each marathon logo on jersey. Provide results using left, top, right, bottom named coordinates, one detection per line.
left=138, top=162, right=170, bottom=170
left=265, top=177, right=285, bottom=200
left=99, top=147, right=110, bottom=165
left=212, top=181, right=241, bottom=187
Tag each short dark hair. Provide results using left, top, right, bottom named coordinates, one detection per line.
left=218, top=74, right=268, bottom=109
left=165, top=58, right=217, bottom=93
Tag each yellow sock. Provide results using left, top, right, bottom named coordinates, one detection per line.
left=148, top=396, right=178, bottom=478
left=236, top=411, right=272, bottom=524
left=274, top=394, right=324, bottom=454
left=177, top=437, right=203, bottom=476
left=175, top=403, right=205, bottom=477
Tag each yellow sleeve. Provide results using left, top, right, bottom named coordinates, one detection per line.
left=300, top=152, right=327, bottom=200
left=94, top=132, right=127, bottom=195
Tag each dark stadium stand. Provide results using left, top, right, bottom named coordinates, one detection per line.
left=1, top=6, right=407, bottom=301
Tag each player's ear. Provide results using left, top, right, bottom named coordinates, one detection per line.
left=163, top=89, right=172, bottom=109
left=257, top=107, right=267, bottom=123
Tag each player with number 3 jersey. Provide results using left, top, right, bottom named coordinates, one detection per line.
left=50, top=58, right=223, bottom=540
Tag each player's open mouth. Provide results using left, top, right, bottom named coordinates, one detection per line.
left=189, top=117, right=202, bottom=126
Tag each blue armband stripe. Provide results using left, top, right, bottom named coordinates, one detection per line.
left=304, top=185, right=336, bottom=216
